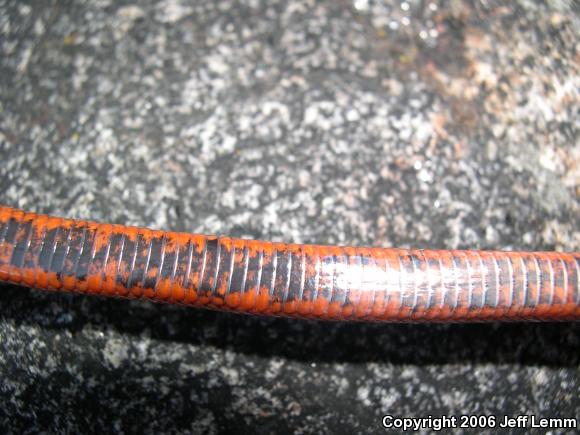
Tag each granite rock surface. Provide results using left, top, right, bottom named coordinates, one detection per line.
left=0, top=0, right=579, bottom=433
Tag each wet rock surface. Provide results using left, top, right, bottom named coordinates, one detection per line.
left=0, top=0, right=578, bottom=433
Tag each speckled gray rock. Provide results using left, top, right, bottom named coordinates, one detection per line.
left=0, top=0, right=578, bottom=433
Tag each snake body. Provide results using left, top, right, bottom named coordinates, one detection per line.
left=0, top=205, right=578, bottom=321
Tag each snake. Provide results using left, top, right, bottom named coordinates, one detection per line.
left=0, top=205, right=578, bottom=321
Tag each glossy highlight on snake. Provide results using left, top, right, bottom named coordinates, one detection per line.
left=0, top=205, right=578, bottom=321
